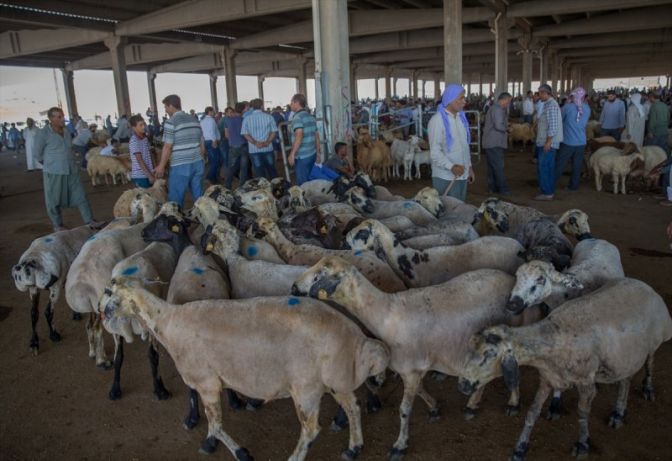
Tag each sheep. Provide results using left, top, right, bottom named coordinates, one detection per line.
left=12, top=225, right=96, bottom=354
left=270, top=177, right=291, bottom=199
left=300, top=179, right=339, bottom=205
left=400, top=233, right=463, bottom=249
left=585, top=120, right=601, bottom=140
left=278, top=185, right=312, bottom=215
left=351, top=172, right=377, bottom=198
left=112, top=179, right=168, bottom=218
left=413, top=187, right=445, bottom=217
left=291, top=258, right=545, bottom=459
left=438, top=195, right=479, bottom=224
left=628, top=145, right=667, bottom=188
left=412, top=149, right=431, bottom=179
left=515, top=217, right=574, bottom=271
left=374, top=185, right=405, bottom=201
left=346, top=219, right=523, bottom=288
left=65, top=223, right=149, bottom=368
left=390, top=136, right=420, bottom=179
left=556, top=209, right=592, bottom=241
left=508, top=123, right=535, bottom=150
left=87, top=153, right=130, bottom=185
left=356, top=128, right=391, bottom=182
left=103, top=277, right=390, bottom=461
left=393, top=217, right=479, bottom=243
left=589, top=146, right=645, bottom=194
left=255, top=217, right=406, bottom=293
left=345, top=187, right=438, bottom=227
left=458, top=278, right=672, bottom=461
left=473, top=197, right=545, bottom=237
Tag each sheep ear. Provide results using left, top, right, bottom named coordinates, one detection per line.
left=501, top=353, right=519, bottom=392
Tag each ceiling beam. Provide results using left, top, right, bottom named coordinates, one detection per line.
left=115, top=0, right=311, bottom=37
left=150, top=50, right=300, bottom=74
left=0, top=28, right=109, bottom=59
left=507, top=0, right=672, bottom=17
left=558, top=43, right=672, bottom=59
left=548, top=29, right=672, bottom=49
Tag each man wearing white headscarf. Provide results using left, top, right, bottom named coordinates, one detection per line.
left=622, top=92, right=646, bottom=147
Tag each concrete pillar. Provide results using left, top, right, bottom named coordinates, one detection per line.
left=147, top=71, right=157, bottom=117
left=478, top=73, right=483, bottom=95
left=61, top=69, right=78, bottom=118
left=467, top=81, right=471, bottom=95
left=443, top=0, right=462, bottom=85
left=257, top=75, right=265, bottom=104
left=350, top=62, right=358, bottom=102
left=538, top=44, right=548, bottom=85
left=492, top=13, right=508, bottom=97
left=393, top=77, right=398, bottom=97
left=209, top=73, right=219, bottom=111
left=385, top=67, right=392, bottom=99
left=297, top=56, right=307, bottom=95
left=313, top=0, right=351, bottom=148
left=104, top=36, right=131, bottom=117
left=375, top=78, right=379, bottom=100
left=222, top=47, right=238, bottom=107
left=434, top=75, right=441, bottom=99
left=422, top=80, right=426, bottom=99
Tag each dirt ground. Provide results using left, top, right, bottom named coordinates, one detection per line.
left=1, top=145, right=671, bottom=461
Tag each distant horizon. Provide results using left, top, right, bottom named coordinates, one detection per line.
left=0, top=65, right=666, bottom=125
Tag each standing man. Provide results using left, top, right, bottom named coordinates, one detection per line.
left=522, top=91, right=534, bottom=124
left=287, top=94, right=320, bottom=185
left=482, top=92, right=512, bottom=195
left=8, top=123, right=21, bottom=152
left=23, top=118, right=41, bottom=171
left=34, top=107, right=102, bottom=231
left=555, top=87, right=590, bottom=191
left=534, top=84, right=563, bottom=201
left=428, top=84, right=474, bottom=202
left=599, top=90, right=625, bottom=139
left=223, top=102, right=250, bottom=189
left=241, top=98, right=278, bottom=180
left=113, top=114, right=131, bottom=143
left=200, top=106, right=221, bottom=184
left=72, top=122, right=93, bottom=168
left=647, top=91, right=671, bottom=196
left=155, top=94, right=206, bottom=208
left=623, top=92, right=646, bottom=148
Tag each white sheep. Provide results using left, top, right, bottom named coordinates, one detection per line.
left=474, top=197, right=546, bottom=237
left=508, top=123, right=535, bottom=150
left=589, top=146, right=645, bottom=194
left=629, top=145, right=667, bottom=188
left=103, top=277, right=389, bottom=461
left=458, top=278, right=672, bottom=461
left=345, top=186, right=438, bottom=227
left=292, top=258, right=545, bottom=459
left=556, top=209, right=592, bottom=241
left=113, top=179, right=167, bottom=218
left=412, top=149, right=431, bottom=179
left=346, top=219, right=523, bottom=288
left=390, top=136, right=420, bottom=179
left=87, top=153, right=130, bottom=186
left=12, top=225, right=95, bottom=354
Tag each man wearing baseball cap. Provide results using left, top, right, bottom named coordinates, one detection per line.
left=534, top=83, right=563, bottom=201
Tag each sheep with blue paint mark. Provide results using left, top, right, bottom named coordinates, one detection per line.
left=344, top=186, right=441, bottom=227
left=12, top=225, right=96, bottom=354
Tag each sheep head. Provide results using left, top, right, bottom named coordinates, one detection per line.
left=12, top=260, right=41, bottom=292
left=557, top=209, right=592, bottom=240
left=252, top=216, right=279, bottom=240
left=345, top=186, right=374, bottom=214
left=474, top=198, right=509, bottom=234
left=157, top=201, right=184, bottom=219
left=100, top=277, right=145, bottom=343
left=201, top=220, right=239, bottom=258
left=413, top=187, right=445, bottom=217
left=191, top=196, right=221, bottom=228
left=238, top=177, right=272, bottom=193
left=329, top=175, right=353, bottom=201
left=238, top=189, right=279, bottom=221
left=458, top=325, right=518, bottom=396
left=291, top=256, right=356, bottom=304
left=508, top=261, right=583, bottom=314
left=352, top=172, right=376, bottom=198
left=344, top=219, right=391, bottom=261
left=628, top=153, right=645, bottom=173
left=287, top=186, right=310, bottom=210
left=271, top=177, right=292, bottom=199
left=130, top=193, right=159, bottom=224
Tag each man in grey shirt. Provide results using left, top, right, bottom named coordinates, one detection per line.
left=482, top=92, right=512, bottom=195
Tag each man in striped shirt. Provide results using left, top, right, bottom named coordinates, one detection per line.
left=156, top=94, right=206, bottom=207
left=288, top=93, right=320, bottom=185
left=241, top=98, right=278, bottom=180
left=128, top=114, right=155, bottom=188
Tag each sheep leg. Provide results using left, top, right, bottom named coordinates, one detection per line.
left=93, top=313, right=111, bottom=369
left=546, top=390, right=564, bottom=421
left=183, top=388, right=201, bottom=430
left=333, top=392, right=363, bottom=461
left=642, top=354, right=656, bottom=401
left=608, top=379, right=630, bottom=429
left=289, top=390, right=322, bottom=461
left=364, top=375, right=383, bottom=414
left=621, top=174, right=627, bottom=195
left=148, top=340, right=171, bottom=400
left=45, top=287, right=61, bottom=342
left=505, top=386, right=521, bottom=416
left=572, top=383, right=596, bottom=459
left=510, top=377, right=552, bottom=461
left=417, top=384, right=439, bottom=421
left=594, top=169, right=601, bottom=191
left=226, top=389, right=243, bottom=410
left=463, top=386, right=485, bottom=420
left=198, top=388, right=251, bottom=460
left=108, top=335, right=123, bottom=400
left=72, top=312, right=82, bottom=321
left=612, top=172, right=618, bottom=195
left=29, top=289, right=40, bottom=354
left=389, top=372, right=422, bottom=460
left=86, top=312, right=96, bottom=359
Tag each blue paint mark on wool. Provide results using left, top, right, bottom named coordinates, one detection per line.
left=287, top=297, right=300, bottom=306
left=44, top=237, right=54, bottom=243
left=247, top=246, right=258, bottom=257
left=403, top=201, right=413, bottom=208
left=354, top=250, right=362, bottom=256
left=191, top=267, right=205, bottom=275
left=121, top=266, right=139, bottom=276
left=87, top=235, right=96, bottom=241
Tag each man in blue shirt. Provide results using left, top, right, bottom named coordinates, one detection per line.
left=241, top=98, right=278, bottom=180
left=599, top=90, right=625, bottom=139
left=223, top=103, right=249, bottom=189
left=287, top=94, right=321, bottom=185
left=555, top=87, right=591, bottom=191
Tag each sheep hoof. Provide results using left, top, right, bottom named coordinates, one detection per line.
left=49, top=330, right=62, bottom=342
left=183, top=413, right=199, bottom=430
left=341, top=445, right=362, bottom=461
left=198, top=436, right=218, bottom=455
left=72, top=312, right=82, bottom=321
left=154, top=384, right=172, bottom=401
left=510, top=442, right=528, bottom=461
left=608, top=410, right=625, bottom=429
left=642, top=384, right=655, bottom=402
left=97, top=360, right=113, bottom=370
left=108, top=386, right=122, bottom=401
left=505, top=404, right=521, bottom=417
left=234, top=447, right=253, bottom=461
left=245, top=399, right=264, bottom=411
left=546, top=396, right=563, bottom=420
left=29, top=339, right=39, bottom=355
left=366, top=394, right=382, bottom=414
left=428, top=408, right=440, bottom=422
left=571, top=439, right=590, bottom=459
left=462, top=407, right=477, bottom=420
left=388, top=446, right=407, bottom=461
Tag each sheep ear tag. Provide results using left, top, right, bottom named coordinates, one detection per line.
left=317, top=288, right=328, bottom=300
left=171, top=224, right=180, bottom=233
left=205, top=242, right=214, bottom=252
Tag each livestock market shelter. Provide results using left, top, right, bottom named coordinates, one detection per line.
left=2, top=0, right=672, bottom=150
